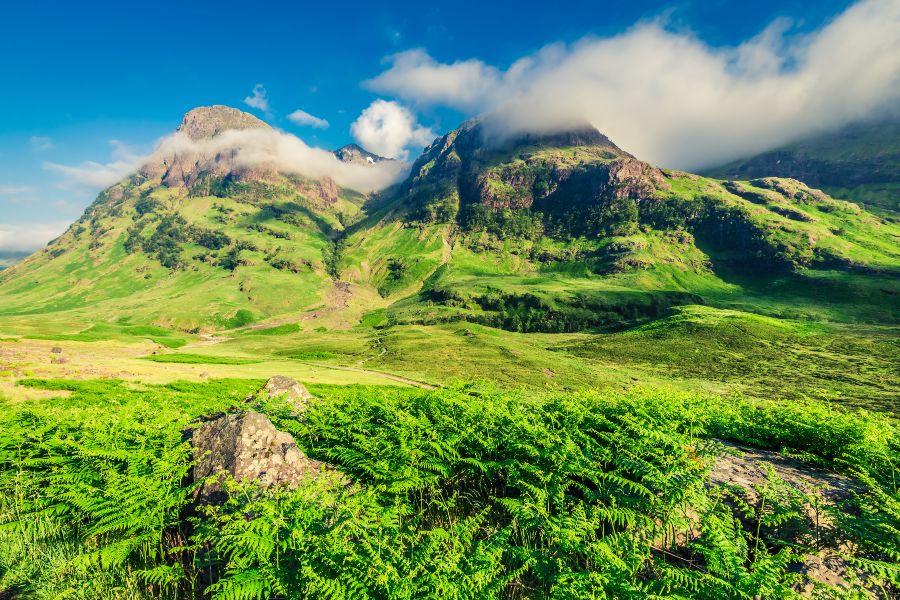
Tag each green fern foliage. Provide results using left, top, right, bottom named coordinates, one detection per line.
left=0, top=379, right=896, bottom=598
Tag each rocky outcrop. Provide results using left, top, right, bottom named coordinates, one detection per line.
left=709, top=441, right=867, bottom=596
left=139, top=105, right=277, bottom=189
left=606, top=158, right=670, bottom=199
left=189, top=411, right=330, bottom=502
left=294, top=177, right=340, bottom=207
left=261, top=375, right=315, bottom=415
left=334, top=143, right=389, bottom=166
left=177, top=106, right=269, bottom=141
left=710, top=441, right=856, bottom=505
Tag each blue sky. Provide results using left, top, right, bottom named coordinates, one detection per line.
left=4, top=0, right=898, bottom=251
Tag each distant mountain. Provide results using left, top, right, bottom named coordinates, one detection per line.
left=0, top=251, right=28, bottom=271
left=1, top=108, right=897, bottom=335
left=704, top=119, right=900, bottom=215
left=333, top=143, right=389, bottom=165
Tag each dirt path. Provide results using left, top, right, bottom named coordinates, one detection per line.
left=291, top=360, right=436, bottom=389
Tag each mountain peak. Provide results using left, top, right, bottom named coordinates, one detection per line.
left=176, top=105, right=269, bottom=140
left=333, top=143, right=389, bottom=165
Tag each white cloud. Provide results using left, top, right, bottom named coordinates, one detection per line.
left=366, top=49, right=501, bottom=111
left=44, top=140, right=144, bottom=189
left=243, top=84, right=270, bottom=112
left=29, top=136, right=54, bottom=152
left=0, top=185, right=33, bottom=196
left=0, top=221, right=70, bottom=252
left=287, top=109, right=330, bottom=129
left=364, top=0, right=900, bottom=170
left=350, top=99, right=434, bottom=159
left=149, top=127, right=409, bottom=193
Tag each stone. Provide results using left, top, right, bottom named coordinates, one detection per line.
left=262, top=375, right=315, bottom=415
left=189, top=411, right=329, bottom=502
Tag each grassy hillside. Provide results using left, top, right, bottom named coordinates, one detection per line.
left=342, top=127, right=899, bottom=333
left=704, top=119, right=900, bottom=216
left=0, top=173, right=367, bottom=332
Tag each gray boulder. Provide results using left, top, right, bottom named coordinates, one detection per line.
left=190, top=411, right=328, bottom=502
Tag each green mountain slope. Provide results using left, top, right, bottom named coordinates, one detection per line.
left=342, top=121, right=900, bottom=330
left=704, top=118, right=900, bottom=215
left=1, top=109, right=897, bottom=347
left=0, top=107, right=366, bottom=333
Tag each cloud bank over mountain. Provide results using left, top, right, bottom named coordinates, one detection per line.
left=148, top=127, right=409, bottom=192
left=366, top=0, right=900, bottom=169
left=0, top=221, right=70, bottom=252
left=45, top=124, right=411, bottom=199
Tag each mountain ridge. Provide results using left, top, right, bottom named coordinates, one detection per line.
left=1, top=106, right=897, bottom=336
left=704, top=118, right=900, bottom=215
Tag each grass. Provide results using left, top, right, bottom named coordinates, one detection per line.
left=238, top=323, right=301, bottom=336
left=142, top=353, right=261, bottom=365
left=558, top=305, right=900, bottom=414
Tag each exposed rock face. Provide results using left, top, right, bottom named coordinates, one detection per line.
left=190, top=411, right=328, bottom=501
left=262, top=375, right=315, bottom=414
left=295, top=177, right=340, bottom=207
left=177, top=106, right=270, bottom=141
left=139, top=105, right=276, bottom=189
left=606, top=158, right=669, bottom=199
left=334, top=143, right=389, bottom=166
left=400, top=118, right=668, bottom=224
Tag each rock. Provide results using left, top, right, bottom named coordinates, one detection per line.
left=189, top=411, right=330, bottom=502
left=261, top=375, right=315, bottom=415
left=710, top=441, right=857, bottom=505
left=176, top=105, right=270, bottom=141
left=50, top=346, right=62, bottom=354
left=605, top=157, right=670, bottom=198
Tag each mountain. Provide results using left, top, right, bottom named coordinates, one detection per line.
left=1, top=108, right=897, bottom=340
left=704, top=118, right=900, bottom=216
left=333, top=143, right=389, bottom=165
left=340, top=119, right=900, bottom=330
left=0, top=251, right=28, bottom=271
left=0, top=106, right=370, bottom=332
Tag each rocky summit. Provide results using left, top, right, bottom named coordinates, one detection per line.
left=333, top=143, right=389, bottom=165
left=176, top=105, right=270, bottom=140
